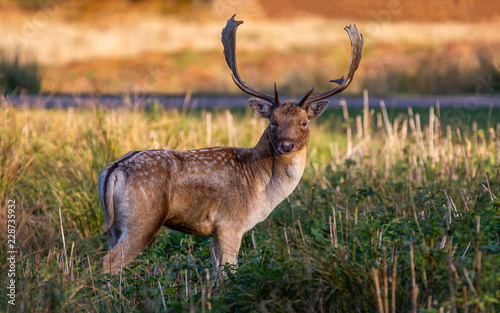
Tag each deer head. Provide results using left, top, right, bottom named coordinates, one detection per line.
left=221, top=14, right=364, bottom=154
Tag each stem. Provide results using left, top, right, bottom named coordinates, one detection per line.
left=371, top=267, right=384, bottom=313
left=410, top=239, right=418, bottom=313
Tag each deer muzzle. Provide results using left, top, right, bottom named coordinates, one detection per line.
left=279, top=141, right=295, bottom=153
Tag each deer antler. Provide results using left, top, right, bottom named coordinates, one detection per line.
left=222, top=14, right=279, bottom=106
left=299, top=25, right=364, bottom=108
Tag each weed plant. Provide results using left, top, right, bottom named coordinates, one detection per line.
left=0, top=95, right=499, bottom=312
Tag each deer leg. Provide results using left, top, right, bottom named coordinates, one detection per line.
left=211, top=233, right=242, bottom=275
left=101, top=219, right=162, bottom=274
left=210, top=237, right=221, bottom=270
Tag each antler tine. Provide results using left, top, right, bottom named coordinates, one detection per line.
left=298, top=82, right=316, bottom=108
left=301, top=25, right=364, bottom=107
left=222, top=14, right=277, bottom=106
left=274, top=82, right=280, bottom=105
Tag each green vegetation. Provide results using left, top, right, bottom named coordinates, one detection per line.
left=0, top=98, right=499, bottom=312
left=10, top=0, right=52, bottom=8
left=0, top=52, right=41, bottom=95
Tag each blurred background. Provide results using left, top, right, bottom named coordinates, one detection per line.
left=0, top=0, right=499, bottom=97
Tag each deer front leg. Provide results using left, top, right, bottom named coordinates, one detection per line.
left=210, top=233, right=242, bottom=275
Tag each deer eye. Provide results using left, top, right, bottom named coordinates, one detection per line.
left=301, top=121, right=308, bottom=127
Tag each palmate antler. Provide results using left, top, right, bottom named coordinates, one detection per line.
left=221, top=14, right=280, bottom=107
left=221, top=15, right=364, bottom=108
left=299, top=25, right=364, bottom=108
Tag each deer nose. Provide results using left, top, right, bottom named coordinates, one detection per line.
left=280, top=141, right=295, bottom=153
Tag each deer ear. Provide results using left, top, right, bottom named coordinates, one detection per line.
left=248, top=98, right=274, bottom=119
left=306, top=100, right=329, bottom=120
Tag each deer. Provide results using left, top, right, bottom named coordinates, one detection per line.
left=98, top=14, right=363, bottom=274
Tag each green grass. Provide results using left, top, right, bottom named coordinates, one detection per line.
left=0, top=52, right=41, bottom=95
left=0, top=97, right=499, bottom=312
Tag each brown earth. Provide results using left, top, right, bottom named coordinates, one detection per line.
left=5, top=0, right=500, bottom=22
left=258, top=0, right=499, bottom=22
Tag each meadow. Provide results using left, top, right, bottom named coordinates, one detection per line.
left=0, top=95, right=499, bottom=312
left=2, top=2, right=500, bottom=96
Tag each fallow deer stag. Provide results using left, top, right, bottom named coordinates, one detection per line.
left=98, top=14, right=363, bottom=274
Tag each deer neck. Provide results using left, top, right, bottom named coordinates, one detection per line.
left=250, top=127, right=308, bottom=208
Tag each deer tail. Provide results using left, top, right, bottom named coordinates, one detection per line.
left=98, top=166, right=127, bottom=230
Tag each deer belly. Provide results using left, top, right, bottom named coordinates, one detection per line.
left=163, top=188, right=222, bottom=236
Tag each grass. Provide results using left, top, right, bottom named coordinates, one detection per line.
left=3, top=3, right=500, bottom=95
left=0, top=52, right=41, bottom=95
left=39, top=42, right=500, bottom=96
left=0, top=95, right=499, bottom=312
left=362, top=45, right=500, bottom=95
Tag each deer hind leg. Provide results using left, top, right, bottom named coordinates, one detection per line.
left=101, top=193, right=165, bottom=274
left=101, top=220, right=163, bottom=274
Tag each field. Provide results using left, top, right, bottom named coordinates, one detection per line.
left=0, top=95, right=499, bottom=312
left=1, top=1, right=500, bottom=95
left=1, top=1, right=500, bottom=311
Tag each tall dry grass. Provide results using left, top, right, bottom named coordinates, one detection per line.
left=0, top=95, right=499, bottom=311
